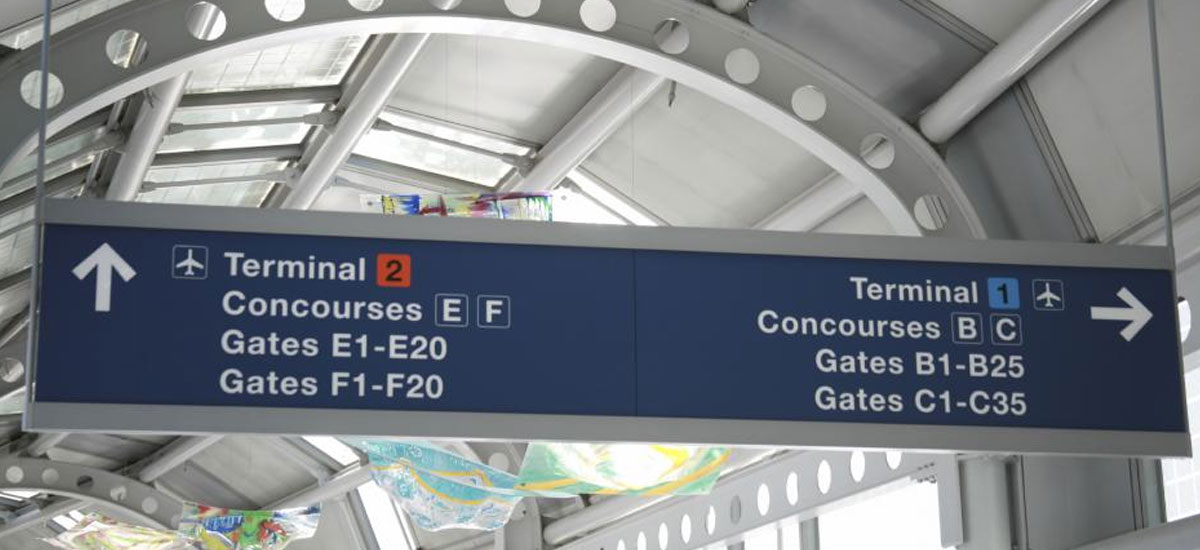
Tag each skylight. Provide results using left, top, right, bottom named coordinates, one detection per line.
left=50, top=515, right=77, bottom=530
left=552, top=187, right=627, bottom=225
left=569, top=170, right=659, bottom=226
left=1, top=490, right=39, bottom=499
left=357, top=483, right=415, bottom=550
left=301, top=436, right=359, bottom=466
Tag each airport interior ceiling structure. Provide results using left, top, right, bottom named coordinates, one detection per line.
left=0, top=0, right=1198, bottom=549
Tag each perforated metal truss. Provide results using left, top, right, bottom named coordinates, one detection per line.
left=0, top=0, right=985, bottom=237
left=554, top=450, right=963, bottom=550
left=0, top=457, right=182, bottom=528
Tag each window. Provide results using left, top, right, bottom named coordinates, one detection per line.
left=1163, top=363, right=1200, bottom=520
left=818, top=481, right=942, bottom=550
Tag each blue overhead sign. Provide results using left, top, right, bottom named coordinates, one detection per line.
left=27, top=201, right=1190, bottom=457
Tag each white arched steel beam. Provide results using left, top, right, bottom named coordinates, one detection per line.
left=0, top=457, right=182, bottom=530
left=0, top=0, right=984, bottom=238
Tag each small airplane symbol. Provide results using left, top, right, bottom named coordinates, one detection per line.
left=175, top=249, right=205, bottom=276
left=1036, top=282, right=1062, bottom=309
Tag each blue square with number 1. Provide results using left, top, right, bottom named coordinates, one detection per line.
left=987, top=277, right=1020, bottom=310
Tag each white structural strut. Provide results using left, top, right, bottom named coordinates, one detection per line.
left=281, top=34, right=429, bottom=210
left=502, top=67, right=665, bottom=193
left=24, top=433, right=68, bottom=458
left=106, top=74, right=189, bottom=201
left=134, top=435, right=223, bottom=483
left=542, top=448, right=775, bottom=545
left=918, top=0, right=1113, bottom=143
left=1074, top=514, right=1200, bottom=550
left=754, top=140, right=898, bottom=231
left=754, top=173, right=859, bottom=231
left=0, top=437, right=219, bottom=540
left=267, top=462, right=373, bottom=509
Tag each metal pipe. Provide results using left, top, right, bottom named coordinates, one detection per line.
left=754, top=172, right=860, bottom=232
left=543, top=448, right=776, bottom=544
left=151, top=145, right=302, bottom=168
left=177, top=86, right=341, bottom=110
left=502, top=67, right=665, bottom=193
left=24, top=433, right=67, bottom=457
left=106, top=74, right=190, bottom=200
left=918, top=0, right=1113, bottom=143
left=1074, top=514, right=1200, bottom=550
left=373, top=119, right=527, bottom=167
left=267, top=463, right=373, bottom=509
left=281, top=34, right=430, bottom=210
left=134, top=435, right=223, bottom=483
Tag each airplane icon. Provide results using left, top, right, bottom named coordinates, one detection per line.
left=1033, top=279, right=1064, bottom=311
left=172, top=245, right=208, bottom=280
left=176, top=249, right=204, bottom=276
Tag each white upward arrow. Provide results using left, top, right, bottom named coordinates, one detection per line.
left=1090, top=287, right=1153, bottom=342
left=72, top=243, right=137, bottom=313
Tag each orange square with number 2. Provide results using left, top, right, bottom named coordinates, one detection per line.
left=376, top=254, right=412, bottom=287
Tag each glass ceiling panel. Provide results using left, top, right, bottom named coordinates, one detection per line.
left=3, top=127, right=107, bottom=183
left=380, top=111, right=534, bottom=157
left=0, top=0, right=136, bottom=49
left=355, top=130, right=512, bottom=188
left=159, top=124, right=311, bottom=154
left=139, top=181, right=274, bottom=208
left=146, top=160, right=286, bottom=185
left=173, top=104, right=325, bottom=125
left=186, top=36, right=367, bottom=93
left=0, top=153, right=95, bottom=203
left=142, top=161, right=284, bottom=207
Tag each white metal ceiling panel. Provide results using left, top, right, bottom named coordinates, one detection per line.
left=1027, top=0, right=1200, bottom=240
left=388, top=35, right=620, bottom=144
left=928, top=0, right=1049, bottom=41
left=583, top=85, right=831, bottom=229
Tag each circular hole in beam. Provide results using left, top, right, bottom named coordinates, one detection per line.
left=4, top=466, right=23, bottom=484
left=580, top=0, right=617, bottom=32
left=817, top=460, right=832, bottom=494
left=264, top=0, right=305, bottom=22
left=41, top=468, right=59, bottom=485
left=76, top=475, right=94, bottom=491
left=429, top=0, right=462, bottom=9
left=791, top=86, right=827, bottom=122
left=786, top=471, right=799, bottom=505
left=724, top=48, right=760, bottom=84
left=142, top=497, right=159, bottom=514
left=729, top=495, right=742, bottom=525
left=636, top=532, right=647, bottom=550
left=860, top=133, right=896, bottom=170
left=20, top=71, right=64, bottom=110
left=653, top=19, right=690, bottom=55
left=756, top=483, right=771, bottom=515
left=680, top=515, right=692, bottom=544
left=886, top=451, right=903, bottom=470
left=657, top=522, right=668, bottom=550
left=110, top=485, right=128, bottom=502
left=106, top=30, right=148, bottom=68
left=348, top=0, right=383, bottom=11
left=850, top=451, right=866, bottom=482
left=186, top=2, right=227, bottom=41
left=505, top=0, right=540, bottom=17
left=705, top=506, right=716, bottom=534
left=913, top=195, right=949, bottom=232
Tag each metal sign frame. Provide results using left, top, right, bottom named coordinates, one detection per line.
left=25, top=200, right=1190, bottom=457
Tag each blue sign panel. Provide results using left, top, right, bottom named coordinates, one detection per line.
left=29, top=202, right=1188, bottom=455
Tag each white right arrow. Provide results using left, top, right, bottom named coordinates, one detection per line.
left=72, top=243, right=137, bottom=313
left=1090, top=287, right=1153, bottom=342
